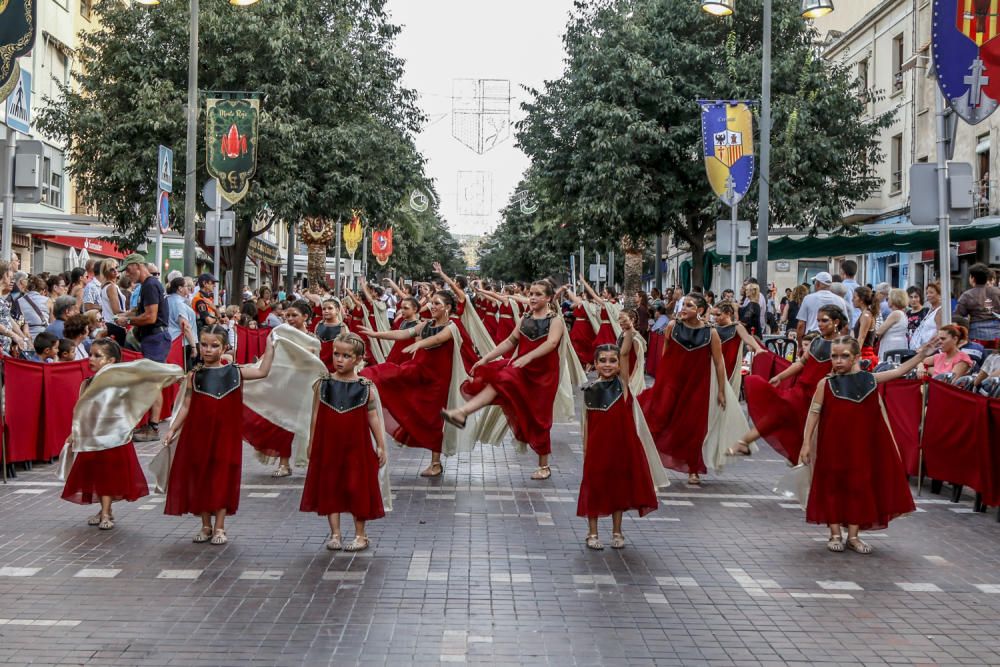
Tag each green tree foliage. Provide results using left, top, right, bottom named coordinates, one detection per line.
left=516, top=0, right=892, bottom=287
left=37, top=0, right=434, bottom=302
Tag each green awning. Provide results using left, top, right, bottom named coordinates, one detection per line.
left=710, top=222, right=1000, bottom=264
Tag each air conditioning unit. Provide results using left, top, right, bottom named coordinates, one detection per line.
left=989, top=237, right=1000, bottom=264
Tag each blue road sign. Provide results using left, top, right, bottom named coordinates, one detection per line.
left=5, top=68, right=31, bottom=134
left=158, top=145, right=173, bottom=193
left=158, top=190, right=170, bottom=233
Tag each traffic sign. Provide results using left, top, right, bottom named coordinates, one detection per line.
left=202, top=179, right=233, bottom=211
left=158, top=145, right=173, bottom=193
left=157, top=190, right=170, bottom=233
left=5, top=68, right=31, bottom=134
left=588, top=264, right=607, bottom=282
left=205, top=211, right=236, bottom=247
left=716, top=219, right=751, bottom=255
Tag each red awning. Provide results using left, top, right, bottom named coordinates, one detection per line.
left=36, top=235, right=127, bottom=260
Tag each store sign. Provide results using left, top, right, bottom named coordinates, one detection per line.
left=921, top=249, right=936, bottom=262
left=775, top=260, right=791, bottom=273
left=249, top=237, right=281, bottom=266
left=958, top=240, right=978, bottom=255
left=169, top=248, right=183, bottom=259
left=37, top=235, right=126, bottom=259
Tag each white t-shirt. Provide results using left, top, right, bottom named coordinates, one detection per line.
left=797, top=289, right=849, bottom=333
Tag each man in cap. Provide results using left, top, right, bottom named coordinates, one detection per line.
left=191, top=273, right=220, bottom=333
left=115, top=253, right=171, bottom=441
left=796, top=271, right=850, bottom=340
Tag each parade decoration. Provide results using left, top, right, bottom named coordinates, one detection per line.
left=299, top=216, right=336, bottom=287
left=0, top=0, right=36, bottom=101
left=932, top=0, right=1000, bottom=124
left=205, top=97, right=260, bottom=205
left=409, top=188, right=436, bottom=213
left=372, top=228, right=393, bottom=266
left=452, top=78, right=511, bottom=154
left=343, top=211, right=364, bottom=257
left=699, top=101, right=755, bottom=206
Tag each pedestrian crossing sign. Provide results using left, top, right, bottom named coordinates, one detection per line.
left=5, top=68, right=31, bottom=135
left=158, top=145, right=173, bottom=193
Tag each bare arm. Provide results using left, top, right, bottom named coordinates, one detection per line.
left=771, top=359, right=805, bottom=386
left=240, top=335, right=276, bottom=381
left=560, top=287, right=583, bottom=307
left=367, top=393, right=387, bottom=468
left=798, top=380, right=826, bottom=465
left=401, top=323, right=454, bottom=355
left=163, top=375, right=194, bottom=443
left=362, top=320, right=426, bottom=341
left=305, top=387, right=321, bottom=460
left=433, top=262, right=466, bottom=303
left=578, top=275, right=604, bottom=305
left=735, top=323, right=765, bottom=353
left=710, top=329, right=727, bottom=408
left=874, top=342, right=935, bottom=383
left=855, top=312, right=873, bottom=348
left=619, top=330, right=634, bottom=379
left=475, top=329, right=519, bottom=368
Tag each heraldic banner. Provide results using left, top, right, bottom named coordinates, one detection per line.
left=0, top=0, right=37, bottom=100
left=206, top=97, right=260, bottom=205
left=932, top=0, right=1000, bottom=125
left=699, top=101, right=755, bottom=207
left=372, top=228, right=393, bottom=266
left=344, top=211, right=364, bottom=257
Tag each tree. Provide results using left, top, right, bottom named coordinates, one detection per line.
left=37, top=0, right=425, bottom=303
left=517, top=0, right=892, bottom=289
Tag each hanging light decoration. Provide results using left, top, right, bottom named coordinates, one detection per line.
left=800, top=0, right=834, bottom=19
left=701, top=0, right=735, bottom=15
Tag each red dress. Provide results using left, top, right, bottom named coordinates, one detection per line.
left=361, top=321, right=453, bottom=453
left=639, top=322, right=713, bottom=474
left=744, top=337, right=834, bottom=464
left=717, top=325, right=742, bottom=380
left=495, top=302, right=517, bottom=343
left=347, top=305, right=380, bottom=367
left=316, top=322, right=346, bottom=372
left=385, top=319, right=419, bottom=364
left=479, top=299, right=499, bottom=342
left=806, top=372, right=915, bottom=529
left=165, top=366, right=244, bottom=516
left=300, top=378, right=384, bottom=521
left=570, top=305, right=597, bottom=366
left=256, top=304, right=272, bottom=325
left=594, top=305, right=617, bottom=348
left=463, top=315, right=560, bottom=456
left=61, top=441, right=149, bottom=505
left=577, top=378, right=658, bottom=518
left=450, top=300, right=480, bottom=373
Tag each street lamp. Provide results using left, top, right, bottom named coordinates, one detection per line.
left=138, top=0, right=260, bottom=277
left=701, top=0, right=833, bottom=292
left=701, top=0, right=735, bottom=16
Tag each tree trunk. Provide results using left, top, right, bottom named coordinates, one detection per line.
left=307, top=243, right=327, bottom=288
left=690, top=238, right=705, bottom=290
left=622, top=239, right=644, bottom=297
left=223, top=223, right=253, bottom=307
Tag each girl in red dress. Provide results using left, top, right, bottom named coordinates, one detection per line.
left=710, top=303, right=764, bottom=455
left=60, top=340, right=154, bottom=529
left=301, top=332, right=388, bottom=552
left=473, top=285, right=500, bottom=343
left=441, top=281, right=566, bottom=481
left=559, top=286, right=599, bottom=369
left=477, top=283, right=523, bottom=356
left=580, top=275, right=618, bottom=348
left=578, top=344, right=664, bottom=550
left=616, top=309, right=648, bottom=396
left=164, top=325, right=276, bottom=545
left=740, top=304, right=847, bottom=464
left=800, top=336, right=933, bottom=554
left=639, top=293, right=728, bottom=486
left=432, top=262, right=482, bottom=373
left=384, top=297, right=421, bottom=364
left=315, top=298, right=347, bottom=372
left=360, top=292, right=462, bottom=478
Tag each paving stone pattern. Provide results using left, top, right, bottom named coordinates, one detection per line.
left=2, top=398, right=1000, bottom=666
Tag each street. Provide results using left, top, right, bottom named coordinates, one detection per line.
left=2, top=407, right=1000, bottom=666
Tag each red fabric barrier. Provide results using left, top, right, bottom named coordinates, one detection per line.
left=236, top=326, right=270, bottom=365
left=42, top=361, right=90, bottom=460
left=159, top=338, right=186, bottom=420
left=990, top=399, right=1000, bottom=505
left=3, top=358, right=45, bottom=463
left=645, top=331, right=664, bottom=376
left=921, top=379, right=995, bottom=503
left=880, top=378, right=924, bottom=476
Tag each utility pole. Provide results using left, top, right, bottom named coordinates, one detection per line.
left=182, top=0, right=200, bottom=277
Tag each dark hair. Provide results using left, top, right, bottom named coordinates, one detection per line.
left=433, top=290, right=456, bottom=313
left=840, top=259, right=858, bottom=278
left=46, top=275, right=66, bottom=293
left=906, top=285, right=922, bottom=298
left=241, top=301, right=258, bottom=321
left=199, top=324, right=230, bottom=347
left=654, top=305, right=667, bottom=317
left=685, top=292, right=709, bottom=315
left=593, top=343, right=620, bottom=362
left=91, top=338, right=122, bottom=362
left=940, top=324, right=968, bottom=343
left=58, top=339, right=75, bottom=357
left=969, top=262, right=992, bottom=285
left=70, top=267, right=86, bottom=285
left=621, top=308, right=637, bottom=323
left=400, top=296, right=420, bottom=312
left=27, top=275, right=47, bottom=293
left=455, top=275, right=468, bottom=290
left=853, top=285, right=877, bottom=322
left=716, top=302, right=736, bottom=318
left=830, top=335, right=861, bottom=356
left=33, top=331, right=58, bottom=355
left=818, top=304, right=848, bottom=328
left=289, top=300, right=313, bottom=318
left=63, top=314, right=90, bottom=339
left=167, top=276, right=186, bottom=295
left=531, top=281, right=555, bottom=298
left=334, top=331, right=366, bottom=358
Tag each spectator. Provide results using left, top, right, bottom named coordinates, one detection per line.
left=905, top=286, right=928, bottom=342
left=68, top=267, right=87, bottom=307
left=82, top=259, right=103, bottom=314
left=875, top=288, right=909, bottom=360
left=46, top=295, right=79, bottom=339
left=0, top=260, right=29, bottom=356
left=25, top=331, right=59, bottom=363
left=256, top=286, right=274, bottom=324
left=166, top=277, right=198, bottom=348
left=839, top=259, right=860, bottom=326
left=973, top=348, right=1000, bottom=387
left=650, top=305, right=669, bottom=333
left=265, top=301, right=286, bottom=328
left=57, top=338, right=76, bottom=362
left=721, top=288, right=735, bottom=303
left=634, top=291, right=650, bottom=335
left=875, top=282, right=891, bottom=321
left=10, top=270, right=27, bottom=302
left=191, top=273, right=220, bottom=331
left=45, top=274, right=68, bottom=321
left=19, top=275, right=51, bottom=338
left=98, top=259, right=127, bottom=345
left=952, top=315, right=986, bottom=372
left=954, top=262, right=1000, bottom=349
left=910, top=282, right=944, bottom=350
left=921, top=324, right=972, bottom=381
left=739, top=283, right=763, bottom=335
left=240, top=300, right=259, bottom=327
left=782, top=284, right=808, bottom=333
left=796, top=272, right=848, bottom=337
left=828, top=283, right=850, bottom=333
left=63, top=313, right=92, bottom=360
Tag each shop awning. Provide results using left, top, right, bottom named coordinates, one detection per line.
left=710, top=221, right=1000, bottom=264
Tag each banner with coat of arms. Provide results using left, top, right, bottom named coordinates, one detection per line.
left=932, top=0, right=1000, bottom=124
left=0, top=0, right=37, bottom=101
left=372, top=228, right=393, bottom=266
left=343, top=210, right=364, bottom=257
left=205, top=97, right=260, bottom=205
left=699, top=101, right=755, bottom=207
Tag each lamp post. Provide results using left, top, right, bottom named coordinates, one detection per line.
left=136, top=0, right=259, bottom=278
left=702, top=0, right=832, bottom=291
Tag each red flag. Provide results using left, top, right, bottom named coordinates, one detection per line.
left=373, top=228, right=393, bottom=266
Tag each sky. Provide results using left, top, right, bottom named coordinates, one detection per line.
left=386, top=0, right=578, bottom=236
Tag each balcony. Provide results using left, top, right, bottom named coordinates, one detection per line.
left=975, top=178, right=998, bottom=218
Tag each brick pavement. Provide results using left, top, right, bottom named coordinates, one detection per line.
left=2, top=399, right=1000, bottom=665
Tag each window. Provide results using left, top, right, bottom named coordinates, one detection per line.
left=890, top=134, right=903, bottom=194
left=41, top=153, right=64, bottom=209
left=80, top=0, right=91, bottom=19
left=857, top=58, right=869, bottom=98
left=892, top=34, right=905, bottom=93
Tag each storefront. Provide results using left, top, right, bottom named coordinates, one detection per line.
left=32, top=234, right=127, bottom=274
